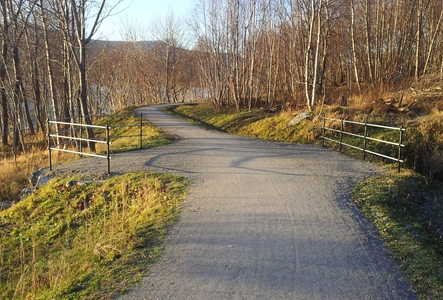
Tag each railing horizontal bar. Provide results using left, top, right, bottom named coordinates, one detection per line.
left=340, top=142, right=363, bottom=151
left=321, top=136, right=340, bottom=144
left=342, top=120, right=366, bottom=126
left=49, top=120, right=107, bottom=129
left=364, top=149, right=403, bottom=162
left=324, top=128, right=366, bottom=140
left=323, top=117, right=404, bottom=131
left=342, top=131, right=365, bottom=139
left=365, top=136, right=405, bottom=147
left=325, top=128, right=405, bottom=147
left=323, top=136, right=405, bottom=162
left=111, top=134, right=146, bottom=139
left=49, top=147, right=108, bottom=159
left=49, top=134, right=108, bottom=144
left=323, top=130, right=365, bottom=140
left=368, top=123, right=405, bottom=131
left=323, top=127, right=342, bottom=134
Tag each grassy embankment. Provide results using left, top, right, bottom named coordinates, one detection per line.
left=0, top=108, right=187, bottom=299
left=166, top=103, right=443, bottom=299
left=0, top=107, right=172, bottom=206
left=2, top=102, right=443, bottom=299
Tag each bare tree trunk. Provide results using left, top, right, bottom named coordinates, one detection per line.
left=12, top=45, right=35, bottom=136
left=64, top=36, right=77, bottom=143
left=310, top=0, right=323, bottom=109
left=266, top=29, right=276, bottom=107
left=151, top=9, right=187, bottom=104
left=40, top=0, right=61, bottom=146
left=0, top=0, right=9, bottom=145
left=423, top=4, right=443, bottom=75
left=415, top=0, right=423, bottom=81
left=305, top=0, right=316, bottom=111
left=364, top=0, right=374, bottom=86
left=304, top=0, right=323, bottom=111
left=68, top=0, right=119, bottom=152
left=26, top=16, right=45, bottom=134
left=373, top=0, right=384, bottom=83
left=30, top=45, right=44, bottom=133
left=350, top=0, right=361, bottom=94
left=74, top=1, right=95, bottom=150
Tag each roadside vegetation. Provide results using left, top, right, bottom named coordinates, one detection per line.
left=0, top=172, right=187, bottom=299
left=2, top=0, right=442, bottom=298
left=93, top=107, right=173, bottom=154
left=167, top=86, right=443, bottom=299
left=353, top=172, right=443, bottom=298
left=166, top=103, right=322, bottom=144
left=0, top=108, right=184, bottom=299
left=0, top=139, right=76, bottom=210
left=0, top=108, right=172, bottom=207
left=2, top=80, right=443, bottom=299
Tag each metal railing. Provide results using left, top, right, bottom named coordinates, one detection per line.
left=47, top=114, right=148, bottom=174
left=321, top=117, right=405, bottom=172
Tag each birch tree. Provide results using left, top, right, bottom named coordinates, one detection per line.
left=151, top=9, right=188, bottom=103
left=61, top=0, right=122, bottom=151
left=304, top=0, right=324, bottom=110
left=350, top=0, right=361, bottom=94
left=0, top=0, right=10, bottom=145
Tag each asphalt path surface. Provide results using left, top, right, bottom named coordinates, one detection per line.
left=56, top=104, right=417, bottom=299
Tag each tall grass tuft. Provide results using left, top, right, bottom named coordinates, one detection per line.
left=0, top=149, right=75, bottom=206
left=403, top=110, right=443, bottom=180
left=0, top=172, right=187, bottom=299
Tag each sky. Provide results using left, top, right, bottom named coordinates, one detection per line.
left=96, top=0, right=195, bottom=41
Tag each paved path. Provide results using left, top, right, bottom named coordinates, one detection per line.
left=58, top=105, right=416, bottom=299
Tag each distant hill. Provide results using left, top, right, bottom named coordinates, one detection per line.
left=88, top=40, right=164, bottom=52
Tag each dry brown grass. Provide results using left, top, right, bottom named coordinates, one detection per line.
left=1, top=108, right=172, bottom=207
left=403, top=110, right=443, bottom=179
left=322, top=75, right=443, bottom=179
left=0, top=145, right=78, bottom=206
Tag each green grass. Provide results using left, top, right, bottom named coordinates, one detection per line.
left=0, top=107, right=173, bottom=205
left=0, top=107, right=184, bottom=299
left=0, top=172, right=187, bottom=299
left=168, top=103, right=443, bottom=298
left=353, top=171, right=443, bottom=299
left=4, top=104, right=439, bottom=298
left=165, top=103, right=321, bottom=143
left=94, top=107, right=173, bottom=154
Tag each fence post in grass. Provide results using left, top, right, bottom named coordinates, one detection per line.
left=106, top=124, right=111, bottom=175
left=339, top=119, right=344, bottom=153
left=398, top=125, right=404, bottom=173
left=47, top=119, right=52, bottom=171
left=140, top=113, right=143, bottom=149
left=363, top=121, right=368, bottom=161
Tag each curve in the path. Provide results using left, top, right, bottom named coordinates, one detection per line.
left=60, top=105, right=417, bottom=299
